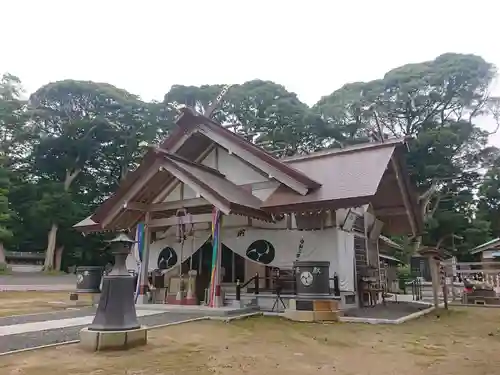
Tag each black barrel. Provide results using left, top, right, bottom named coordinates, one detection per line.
left=152, top=270, right=165, bottom=288
left=293, top=261, right=331, bottom=297
left=76, top=266, right=103, bottom=293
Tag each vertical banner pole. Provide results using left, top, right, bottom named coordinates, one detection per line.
left=209, top=208, right=222, bottom=307
left=138, top=212, right=151, bottom=304
left=134, top=223, right=145, bottom=303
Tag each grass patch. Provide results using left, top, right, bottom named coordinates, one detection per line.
left=0, top=291, right=92, bottom=317
left=41, top=269, right=68, bottom=276
left=0, top=262, right=12, bottom=275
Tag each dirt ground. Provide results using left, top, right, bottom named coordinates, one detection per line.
left=0, top=291, right=91, bottom=317
left=1, top=307, right=500, bottom=375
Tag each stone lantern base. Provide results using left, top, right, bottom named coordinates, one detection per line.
left=79, top=326, right=148, bottom=352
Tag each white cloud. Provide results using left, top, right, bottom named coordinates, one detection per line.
left=2, top=0, right=499, bottom=142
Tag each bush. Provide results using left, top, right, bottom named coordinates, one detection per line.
left=0, top=262, right=12, bottom=275
left=397, top=264, right=412, bottom=280
left=397, top=264, right=414, bottom=293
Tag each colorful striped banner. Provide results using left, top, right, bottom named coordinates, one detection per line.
left=209, top=208, right=222, bottom=307
left=136, top=222, right=145, bottom=261
left=134, top=223, right=145, bottom=302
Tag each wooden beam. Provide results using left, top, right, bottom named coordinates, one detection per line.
left=375, top=206, right=407, bottom=216
left=101, top=161, right=161, bottom=228
left=158, top=161, right=231, bottom=215
left=149, top=213, right=213, bottom=228
left=152, top=198, right=210, bottom=211
left=151, top=143, right=216, bottom=204
left=198, top=124, right=309, bottom=196
left=390, top=156, right=418, bottom=235
left=128, top=180, right=277, bottom=215
left=123, top=198, right=212, bottom=212
left=240, top=180, right=279, bottom=191
left=124, top=202, right=148, bottom=211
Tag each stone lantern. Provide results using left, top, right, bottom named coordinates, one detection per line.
left=79, top=231, right=148, bottom=351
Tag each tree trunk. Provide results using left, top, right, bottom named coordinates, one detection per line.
left=43, top=223, right=58, bottom=270
left=54, top=245, right=64, bottom=271
left=43, top=168, right=80, bottom=272
left=0, top=242, right=6, bottom=264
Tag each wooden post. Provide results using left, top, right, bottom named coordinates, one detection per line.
left=429, top=256, right=440, bottom=308
left=442, top=263, right=449, bottom=310
left=236, top=279, right=241, bottom=301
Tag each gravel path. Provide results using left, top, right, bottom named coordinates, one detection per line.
left=0, top=307, right=97, bottom=327
left=0, top=312, right=205, bottom=354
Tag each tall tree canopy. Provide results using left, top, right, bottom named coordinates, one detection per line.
left=1, top=52, right=499, bottom=271
left=315, top=53, right=499, bottom=257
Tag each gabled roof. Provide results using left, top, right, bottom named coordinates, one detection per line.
left=156, top=151, right=272, bottom=222
left=90, top=107, right=320, bottom=226
left=74, top=215, right=100, bottom=231
left=379, top=235, right=403, bottom=251
left=193, top=110, right=321, bottom=191
left=379, top=254, right=404, bottom=264
left=274, top=139, right=421, bottom=235
left=470, top=238, right=500, bottom=254
left=263, top=141, right=397, bottom=209
left=76, top=110, right=421, bottom=236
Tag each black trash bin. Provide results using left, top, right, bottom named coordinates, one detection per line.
left=76, top=266, right=103, bottom=293
left=152, top=269, right=165, bottom=288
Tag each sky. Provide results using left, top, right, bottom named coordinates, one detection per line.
left=2, top=0, right=500, bottom=143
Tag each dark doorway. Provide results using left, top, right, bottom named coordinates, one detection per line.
left=190, top=239, right=246, bottom=302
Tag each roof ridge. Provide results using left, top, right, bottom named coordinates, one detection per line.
left=152, top=147, right=225, bottom=178
left=283, top=138, right=407, bottom=163
left=192, top=112, right=321, bottom=189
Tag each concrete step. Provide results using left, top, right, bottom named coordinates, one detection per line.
left=224, top=294, right=258, bottom=308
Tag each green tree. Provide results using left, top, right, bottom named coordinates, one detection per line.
left=314, top=53, right=498, bottom=257
left=164, top=80, right=327, bottom=157
left=0, top=166, right=12, bottom=265
left=0, top=73, right=28, bottom=265
left=477, top=155, right=500, bottom=238
left=28, top=80, right=170, bottom=269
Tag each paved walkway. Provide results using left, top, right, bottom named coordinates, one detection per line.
left=0, top=309, right=206, bottom=354
left=0, top=309, right=165, bottom=336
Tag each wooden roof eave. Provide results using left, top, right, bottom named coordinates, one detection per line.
left=90, top=120, right=199, bottom=224
left=262, top=195, right=375, bottom=214
left=392, top=146, right=424, bottom=235
left=229, top=203, right=274, bottom=223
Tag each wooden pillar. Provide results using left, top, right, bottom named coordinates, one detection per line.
left=138, top=211, right=151, bottom=303
left=231, top=249, right=235, bottom=282
left=429, top=256, right=440, bottom=308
